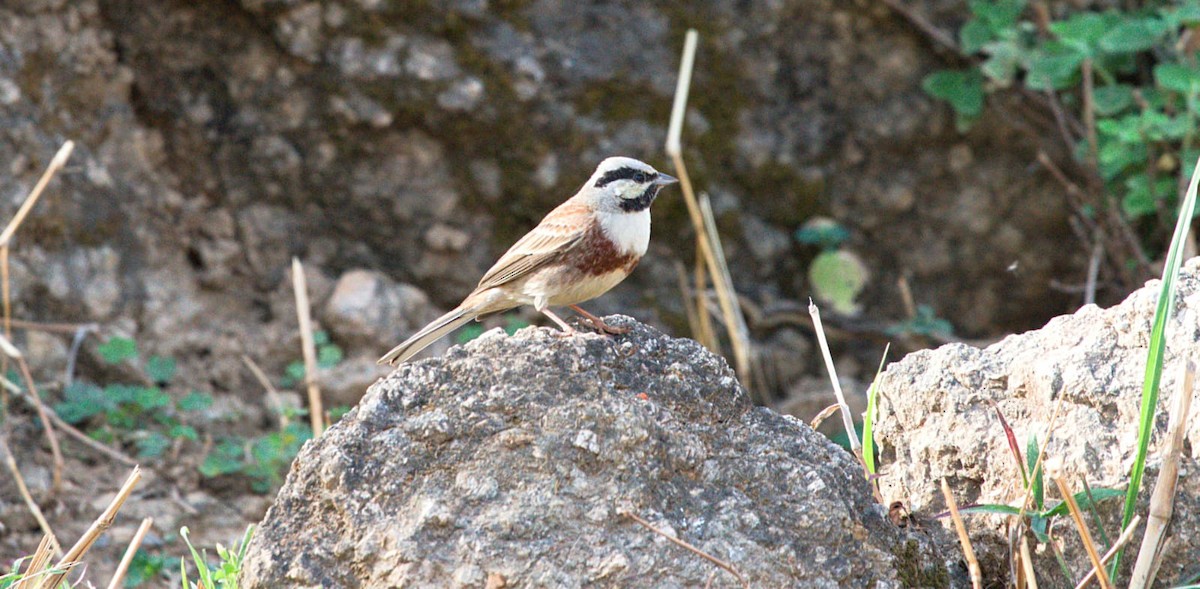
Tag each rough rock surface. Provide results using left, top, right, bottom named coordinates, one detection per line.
left=242, top=317, right=961, bottom=588
left=874, top=258, right=1200, bottom=587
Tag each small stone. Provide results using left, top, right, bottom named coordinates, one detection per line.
left=437, top=77, right=484, bottom=111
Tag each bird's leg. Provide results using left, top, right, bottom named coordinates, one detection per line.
left=569, top=305, right=629, bottom=335
left=540, top=308, right=577, bottom=336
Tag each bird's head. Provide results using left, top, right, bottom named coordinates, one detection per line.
left=585, top=156, right=678, bottom=213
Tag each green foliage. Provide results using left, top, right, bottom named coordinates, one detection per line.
left=808, top=250, right=868, bottom=315
left=55, top=338, right=212, bottom=460
left=455, top=313, right=530, bottom=344
left=886, top=305, right=954, bottom=338
left=861, top=344, right=890, bottom=476
left=280, top=331, right=343, bottom=388
left=925, top=0, right=1200, bottom=231
left=200, top=423, right=312, bottom=493
left=794, top=221, right=850, bottom=249
left=124, top=550, right=178, bottom=587
left=180, top=525, right=253, bottom=589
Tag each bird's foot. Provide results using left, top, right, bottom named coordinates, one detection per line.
left=569, top=305, right=629, bottom=335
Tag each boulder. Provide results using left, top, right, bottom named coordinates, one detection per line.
left=242, top=317, right=958, bottom=588
left=874, top=258, right=1200, bottom=587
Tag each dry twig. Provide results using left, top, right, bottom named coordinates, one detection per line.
left=623, top=510, right=748, bottom=588
left=242, top=354, right=289, bottom=428
left=1076, top=515, right=1142, bottom=589
left=941, top=478, right=982, bottom=589
left=1129, top=360, right=1195, bottom=588
left=291, top=257, right=325, bottom=436
left=39, top=466, right=142, bottom=589
left=1053, top=475, right=1112, bottom=589
left=0, top=333, right=63, bottom=494
left=12, top=534, right=60, bottom=589
left=106, top=517, right=154, bottom=589
left=1019, top=537, right=1039, bottom=589
left=0, top=438, right=60, bottom=556
left=809, top=300, right=861, bottom=456
left=809, top=403, right=841, bottom=430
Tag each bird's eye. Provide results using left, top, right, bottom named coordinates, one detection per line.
left=633, top=171, right=647, bottom=183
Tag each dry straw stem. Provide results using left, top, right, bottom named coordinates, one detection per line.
left=623, top=510, right=748, bottom=589
left=106, top=517, right=153, bottom=589
left=242, top=354, right=289, bottom=428
left=808, top=300, right=862, bottom=455
left=0, top=140, right=74, bottom=247
left=1053, top=475, right=1112, bottom=589
left=0, top=333, right=63, bottom=494
left=1009, top=394, right=1067, bottom=573
left=38, top=466, right=142, bottom=589
left=809, top=402, right=841, bottom=430
left=12, top=534, right=60, bottom=589
left=1019, top=537, right=1038, bottom=589
left=941, top=478, right=982, bottom=589
left=665, top=29, right=754, bottom=391
left=0, top=438, right=61, bottom=556
left=1129, top=360, right=1195, bottom=588
left=1076, top=515, right=1142, bottom=589
left=291, top=257, right=325, bottom=436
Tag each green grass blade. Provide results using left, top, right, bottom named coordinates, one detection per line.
left=1112, top=153, right=1200, bottom=577
left=861, top=343, right=889, bottom=475
left=1027, top=434, right=1044, bottom=511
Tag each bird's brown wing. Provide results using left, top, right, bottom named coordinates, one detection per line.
left=473, top=198, right=591, bottom=292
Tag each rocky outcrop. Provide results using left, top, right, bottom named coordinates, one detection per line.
left=241, top=317, right=959, bottom=588
left=874, top=259, right=1200, bottom=587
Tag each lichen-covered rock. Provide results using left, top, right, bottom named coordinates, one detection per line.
left=242, top=317, right=960, bottom=588
left=874, top=258, right=1200, bottom=587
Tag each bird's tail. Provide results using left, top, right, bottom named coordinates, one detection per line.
left=378, top=304, right=481, bottom=366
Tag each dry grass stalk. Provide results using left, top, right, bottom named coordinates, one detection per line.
left=809, top=403, right=841, bottom=430
left=105, top=517, right=154, bottom=589
left=1129, top=360, right=1195, bottom=588
left=1019, top=537, right=1038, bottom=589
left=698, top=193, right=754, bottom=391
left=0, top=438, right=61, bottom=556
left=1076, top=515, right=1142, bottom=589
left=38, top=466, right=142, bottom=589
left=665, top=29, right=753, bottom=389
left=12, top=534, right=60, bottom=589
left=1009, top=394, right=1068, bottom=573
left=941, top=478, right=982, bottom=589
left=623, top=510, right=748, bottom=589
left=0, top=333, right=64, bottom=495
left=1053, top=475, right=1112, bottom=589
left=808, top=300, right=862, bottom=455
left=291, top=257, right=325, bottom=436
left=242, top=354, right=289, bottom=428
left=0, top=141, right=74, bottom=247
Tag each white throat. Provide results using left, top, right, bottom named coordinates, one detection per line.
left=598, top=208, right=651, bottom=256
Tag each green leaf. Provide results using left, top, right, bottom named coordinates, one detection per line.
left=1154, top=63, right=1200, bottom=94
left=1049, top=12, right=1112, bottom=46
left=960, top=19, right=996, bottom=53
left=957, top=503, right=1023, bottom=516
left=177, top=391, right=213, bottom=412
left=133, top=387, right=171, bottom=411
left=135, top=432, right=171, bottom=459
left=55, top=383, right=110, bottom=423
left=1091, top=85, right=1134, bottom=116
left=200, top=440, right=245, bottom=478
left=1042, top=488, right=1124, bottom=518
left=861, top=345, right=890, bottom=476
left=169, top=424, right=199, bottom=441
left=98, top=337, right=138, bottom=364
left=809, top=250, right=868, bottom=315
left=1027, top=434, right=1044, bottom=511
left=504, top=316, right=530, bottom=336
left=968, top=0, right=1027, bottom=31
left=1025, top=42, right=1086, bottom=90
left=456, top=323, right=485, bottom=344
left=980, top=41, right=1021, bottom=85
left=284, top=361, right=306, bottom=382
left=317, top=344, right=343, bottom=369
left=922, top=69, right=986, bottom=117
left=145, top=356, right=176, bottom=383
left=312, top=330, right=330, bottom=346
left=794, top=220, right=850, bottom=249
left=1098, top=17, right=1167, bottom=54
left=1123, top=175, right=1174, bottom=218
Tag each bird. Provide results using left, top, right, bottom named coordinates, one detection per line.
left=378, top=156, right=677, bottom=365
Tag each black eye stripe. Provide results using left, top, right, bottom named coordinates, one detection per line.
left=595, top=166, right=656, bottom=188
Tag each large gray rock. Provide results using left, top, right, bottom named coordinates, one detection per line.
left=874, top=258, right=1200, bottom=587
left=242, top=317, right=959, bottom=588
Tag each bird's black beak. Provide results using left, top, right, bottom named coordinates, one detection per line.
left=654, top=173, right=679, bottom=186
